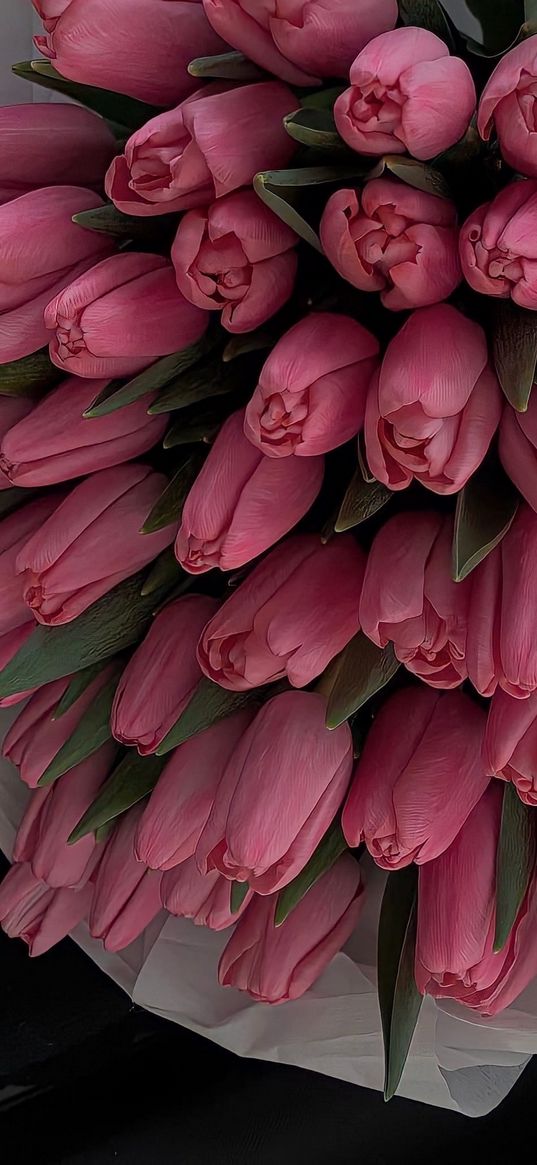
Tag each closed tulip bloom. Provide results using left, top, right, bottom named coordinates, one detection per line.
left=105, top=83, right=296, bottom=217
left=0, top=623, right=37, bottom=709
left=45, top=252, right=208, bottom=379
left=0, top=104, right=116, bottom=195
left=483, top=689, right=537, bottom=806
left=172, top=191, right=298, bottom=333
left=198, top=535, right=365, bottom=691
left=196, top=691, right=353, bottom=894
left=478, top=36, right=537, bottom=178
left=244, top=313, right=379, bottom=458
left=342, top=687, right=489, bottom=867
left=0, top=862, right=92, bottom=957
left=32, top=0, right=226, bottom=107
left=176, top=410, right=324, bottom=574
left=0, top=376, right=167, bottom=488
left=364, top=305, right=501, bottom=495
left=218, top=854, right=364, bottom=1003
left=0, top=397, right=34, bottom=489
left=499, top=394, right=537, bottom=513
left=460, top=181, right=537, bottom=307
left=16, top=464, right=176, bottom=626
left=320, top=181, right=461, bottom=311
left=89, top=805, right=163, bottom=952
left=0, top=494, right=63, bottom=636
left=161, top=857, right=253, bottom=929
left=111, top=595, right=218, bottom=755
left=0, top=186, right=114, bottom=364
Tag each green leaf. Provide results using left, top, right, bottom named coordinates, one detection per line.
left=95, top=820, right=116, bottom=844
left=163, top=405, right=223, bottom=449
left=284, top=107, right=344, bottom=152
left=369, top=154, right=451, bottom=200
left=525, top=0, right=537, bottom=23
left=222, top=331, right=273, bottom=362
left=157, top=677, right=262, bottom=755
left=188, top=51, right=265, bottom=81
left=450, top=0, right=528, bottom=56
left=494, top=783, right=537, bottom=952
left=275, top=819, right=347, bottom=926
left=230, top=881, right=250, bottom=914
left=398, top=0, right=457, bottom=49
left=68, top=751, right=165, bottom=843
left=493, top=301, right=537, bottom=412
left=147, top=353, right=243, bottom=415
left=335, top=469, right=392, bottom=533
left=73, top=203, right=173, bottom=239
left=254, top=164, right=371, bottom=253
left=323, top=634, right=400, bottom=729
left=0, top=348, right=61, bottom=397
left=378, top=865, right=423, bottom=1102
left=452, top=454, right=519, bottom=582
left=140, top=547, right=185, bottom=597
left=141, top=454, right=203, bottom=534
left=38, top=673, right=120, bottom=786
left=84, top=333, right=219, bottom=418
left=53, top=661, right=113, bottom=719
left=13, top=60, right=159, bottom=130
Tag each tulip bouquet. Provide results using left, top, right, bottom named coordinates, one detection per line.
left=2, top=0, right=537, bottom=1105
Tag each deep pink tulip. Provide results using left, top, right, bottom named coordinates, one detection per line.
left=0, top=861, right=92, bottom=957
left=161, top=856, right=253, bottom=929
left=244, top=313, right=379, bottom=458
left=460, top=181, right=537, bottom=307
left=416, top=784, right=537, bottom=1016
left=0, top=623, right=37, bottom=709
left=0, top=104, right=116, bottom=195
left=334, top=28, right=476, bottom=160
left=105, top=82, right=296, bottom=217
left=16, top=464, right=176, bottom=626
left=111, top=595, right=218, bottom=755
left=364, top=305, right=501, bottom=495
left=0, top=375, right=167, bottom=487
left=218, top=853, right=364, bottom=1003
left=499, top=395, right=537, bottom=513
left=360, top=511, right=470, bottom=688
left=0, top=186, right=114, bottom=364
left=172, top=191, right=298, bottom=333
left=175, top=409, right=324, bottom=574
left=203, top=0, right=398, bottom=85
left=0, top=494, right=63, bottom=636
left=478, top=35, right=537, bottom=178
left=0, top=397, right=34, bottom=489
left=89, top=804, right=163, bottom=952
left=32, top=0, right=226, bottom=107
left=13, top=743, right=116, bottom=889
left=197, top=534, right=365, bottom=691
left=342, top=686, right=489, bottom=867
left=45, top=252, right=208, bottom=379
left=196, top=691, right=353, bottom=894
left=483, top=689, right=537, bottom=807
left=135, top=711, right=253, bottom=869
left=320, top=180, right=461, bottom=311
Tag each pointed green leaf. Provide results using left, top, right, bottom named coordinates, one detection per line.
left=398, top=0, right=457, bottom=49
left=323, top=634, right=400, bottom=729
left=39, top=673, right=120, bottom=786
left=140, top=547, right=185, bottom=597
left=335, top=469, right=392, bottom=532
left=223, top=331, right=273, bottom=362
left=370, top=154, right=451, bottom=199
left=494, top=783, right=537, bottom=952
left=157, top=677, right=262, bottom=755
left=357, top=434, right=377, bottom=484
left=85, top=333, right=219, bottom=417
left=0, top=348, right=61, bottom=397
left=254, top=164, right=371, bottom=253
left=230, top=881, right=250, bottom=914
left=452, top=454, right=519, bottom=582
left=73, top=203, right=173, bottom=239
left=284, top=107, right=344, bottom=151
left=141, top=454, right=203, bottom=534
left=68, top=751, right=165, bottom=843
left=275, top=819, right=348, bottom=927
left=493, top=301, right=537, bottom=412
left=53, top=660, right=113, bottom=719
left=147, top=353, right=243, bottom=414
left=13, top=60, right=159, bottom=130
left=526, top=0, right=537, bottom=23
left=95, top=820, right=116, bottom=844
left=188, top=50, right=265, bottom=81
left=163, top=411, right=222, bottom=449
left=378, top=865, right=423, bottom=1102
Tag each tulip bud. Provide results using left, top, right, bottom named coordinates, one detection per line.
left=89, top=805, right=163, bottom=952
left=0, top=104, right=116, bottom=195
left=478, top=35, right=537, bottom=178
left=0, top=623, right=36, bottom=709
left=483, top=689, right=537, bottom=806
left=0, top=396, right=34, bottom=489
left=460, top=181, right=537, bottom=308
left=161, top=856, right=253, bottom=929
left=0, top=494, right=64, bottom=636
left=0, top=861, right=92, bottom=957
left=499, top=395, right=537, bottom=514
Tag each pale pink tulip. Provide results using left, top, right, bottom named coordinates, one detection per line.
left=460, top=181, right=537, bottom=307
left=321, top=180, right=461, bottom=311
left=218, top=853, right=364, bottom=1003
left=364, top=304, right=501, bottom=494
left=483, top=689, right=537, bottom=806
left=0, top=861, right=92, bottom=957
left=32, top=0, right=226, bottom=107
left=196, top=691, right=353, bottom=895
left=0, top=397, right=34, bottom=489
left=244, top=313, right=379, bottom=458
left=89, top=805, right=163, bottom=952
left=198, top=534, right=365, bottom=691
left=334, top=28, right=476, bottom=160
left=0, top=494, right=63, bottom=635
left=16, top=464, right=176, bottom=626
left=0, top=623, right=37, bottom=709
left=161, top=857, right=253, bottom=929
left=175, top=410, right=324, bottom=574
left=478, top=35, right=537, bottom=178
left=499, top=395, right=537, bottom=513
left=0, top=104, right=116, bottom=194
left=360, top=511, right=470, bottom=688
left=45, top=252, right=208, bottom=379
left=172, top=191, right=298, bottom=333
left=342, top=686, right=489, bottom=867
left=106, top=83, right=296, bottom=217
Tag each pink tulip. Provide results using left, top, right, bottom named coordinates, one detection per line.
left=483, top=689, right=537, bottom=806
left=89, top=805, right=163, bottom=952
left=16, top=464, right=176, bottom=626
left=161, top=856, right=253, bottom=929
left=32, top=0, right=226, bottom=107
left=0, top=494, right=63, bottom=635
left=0, top=623, right=37, bottom=709
left=342, top=686, right=489, bottom=867
left=0, top=861, right=92, bottom=957
left=196, top=691, right=353, bottom=895
left=0, top=104, right=116, bottom=195
left=197, top=534, right=365, bottom=691
left=45, top=252, right=208, bottom=379
left=111, top=595, right=218, bottom=755
left=171, top=191, right=298, bottom=333
left=13, top=743, right=116, bottom=889
left=218, top=853, right=364, bottom=1003
left=175, top=409, right=324, bottom=574
left=499, top=395, right=537, bottom=513
left=478, top=35, right=537, bottom=178
left=334, top=28, right=476, bottom=160
left=320, top=180, right=461, bottom=311
left=360, top=511, right=470, bottom=688
left=244, top=313, right=379, bottom=458
left=364, top=304, right=501, bottom=495
left=203, top=0, right=398, bottom=85
left=416, top=784, right=537, bottom=1016
left=460, top=181, right=537, bottom=307
left=0, top=186, right=114, bottom=364
left=3, top=666, right=116, bottom=789
left=105, top=83, right=296, bottom=217
left=0, top=376, right=167, bottom=487
left=0, top=397, right=34, bottom=489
